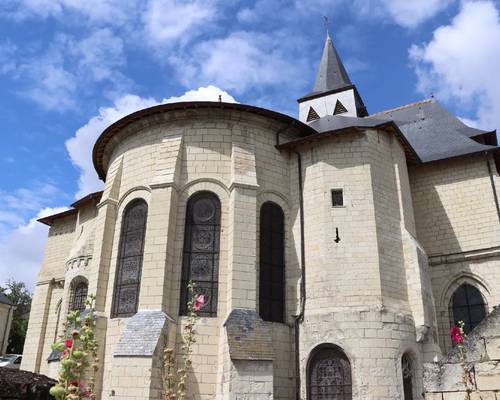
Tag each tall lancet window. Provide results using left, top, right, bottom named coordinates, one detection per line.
left=308, top=345, right=352, bottom=400
left=451, top=283, right=487, bottom=334
left=402, top=353, right=414, bottom=400
left=112, top=199, right=148, bottom=318
left=180, top=192, right=221, bottom=317
left=259, top=202, right=285, bottom=322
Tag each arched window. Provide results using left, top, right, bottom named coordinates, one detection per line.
left=308, top=345, right=352, bottom=400
left=69, top=279, right=88, bottom=312
left=179, top=192, right=221, bottom=317
left=259, top=202, right=285, bottom=322
left=451, top=283, right=487, bottom=334
left=112, top=199, right=148, bottom=318
left=402, top=353, right=414, bottom=400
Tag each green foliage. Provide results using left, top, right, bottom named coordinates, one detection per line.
left=0, top=280, right=32, bottom=354
left=163, top=281, right=204, bottom=400
left=50, top=294, right=99, bottom=400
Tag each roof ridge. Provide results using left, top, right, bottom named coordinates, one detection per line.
left=369, top=98, right=434, bottom=118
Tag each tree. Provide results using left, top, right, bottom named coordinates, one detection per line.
left=0, top=280, right=32, bottom=354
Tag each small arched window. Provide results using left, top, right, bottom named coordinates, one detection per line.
left=69, top=279, right=88, bottom=312
left=112, top=199, right=148, bottom=318
left=179, top=192, right=221, bottom=317
left=308, top=345, right=352, bottom=400
left=259, top=202, right=285, bottom=322
left=402, top=353, right=414, bottom=400
left=451, top=283, right=487, bottom=334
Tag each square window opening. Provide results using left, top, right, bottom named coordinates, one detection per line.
left=331, top=189, right=344, bottom=207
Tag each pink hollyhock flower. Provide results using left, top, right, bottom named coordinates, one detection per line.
left=65, top=338, right=74, bottom=348
left=450, top=326, right=463, bottom=344
left=71, top=330, right=79, bottom=337
left=194, top=294, right=205, bottom=312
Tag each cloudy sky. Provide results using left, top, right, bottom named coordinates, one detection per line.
left=1, top=0, right=499, bottom=289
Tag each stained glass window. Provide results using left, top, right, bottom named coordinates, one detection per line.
left=309, top=346, right=352, bottom=400
left=259, top=202, right=285, bottom=322
left=69, top=280, right=88, bottom=312
left=451, top=283, right=486, bottom=334
left=402, top=353, right=414, bottom=400
left=112, top=199, right=148, bottom=318
left=179, top=192, right=221, bottom=317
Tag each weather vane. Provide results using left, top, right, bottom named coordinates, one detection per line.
left=323, top=15, right=330, bottom=37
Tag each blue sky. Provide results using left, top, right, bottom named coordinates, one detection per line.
left=1, top=0, right=500, bottom=288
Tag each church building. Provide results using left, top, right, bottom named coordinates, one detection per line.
left=22, top=33, right=500, bottom=399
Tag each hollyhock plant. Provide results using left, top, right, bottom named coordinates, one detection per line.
left=163, top=281, right=203, bottom=400
left=450, top=321, right=474, bottom=400
left=50, top=294, right=99, bottom=400
left=194, top=294, right=205, bottom=312
left=450, top=326, right=463, bottom=344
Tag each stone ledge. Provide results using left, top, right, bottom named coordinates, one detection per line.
left=114, top=310, right=169, bottom=357
left=224, top=309, right=274, bottom=361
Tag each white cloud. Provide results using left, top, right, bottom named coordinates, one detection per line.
left=12, top=29, right=127, bottom=110
left=410, top=1, right=500, bottom=130
left=142, top=0, right=216, bottom=46
left=0, top=207, right=67, bottom=289
left=172, top=31, right=307, bottom=94
left=354, top=0, right=455, bottom=28
left=163, top=85, right=236, bottom=103
left=72, top=28, right=125, bottom=82
left=5, top=0, right=135, bottom=25
left=66, top=86, right=236, bottom=198
left=0, top=184, right=61, bottom=215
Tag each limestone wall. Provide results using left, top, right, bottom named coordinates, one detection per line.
left=409, top=155, right=500, bottom=256
left=92, top=109, right=300, bottom=399
left=0, top=303, right=13, bottom=355
left=410, top=155, right=500, bottom=354
left=21, top=214, right=76, bottom=373
left=424, top=307, right=500, bottom=399
left=295, top=129, right=433, bottom=399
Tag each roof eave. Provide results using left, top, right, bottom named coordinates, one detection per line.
left=93, top=101, right=317, bottom=181
left=37, top=209, right=78, bottom=226
left=420, top=146, right=500, bottom=165
left=297, top=85, right=355, bottom=103
left=276, top=121, right=421, bottom=164
left=70, top=191, right=103, bottom=209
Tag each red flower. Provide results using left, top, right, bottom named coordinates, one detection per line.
left=450, top=326, right=463, bottom=344
left=194, top=294, right=205, bottom=312
left=65, top=339, right=74, bottom=348
left=71, top=330, right=79, bottom=337
left=69, top=380, right=79, bottom=387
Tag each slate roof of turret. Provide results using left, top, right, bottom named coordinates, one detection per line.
left=299, top=34, right=353, bottom=101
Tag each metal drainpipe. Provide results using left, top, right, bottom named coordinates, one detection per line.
left=293, top=150, right=306, bottom=400
left=486, top=152, right=500, bottom=222
left=275, top=126, right=306, bottom=400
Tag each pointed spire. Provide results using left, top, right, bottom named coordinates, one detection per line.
left=312, top=33, right=352, bottom=95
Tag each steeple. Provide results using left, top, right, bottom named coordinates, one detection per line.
left=298, top=33, right=368, bottom=122
left=312, top=33, right=352, bottom=96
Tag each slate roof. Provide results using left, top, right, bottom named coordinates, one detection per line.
left=300, top=34, right=352, bottom=100
left=307, top=114, right=390, bottom=132
left=0, top=292, right=13, bottom=306
left=38, top=191, right=104, bottom=226
left=277, top=114, right=420, bottom=163
left=370, top=98, right=497, bottom=163
left=281, top=98, right=497, bottom=164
